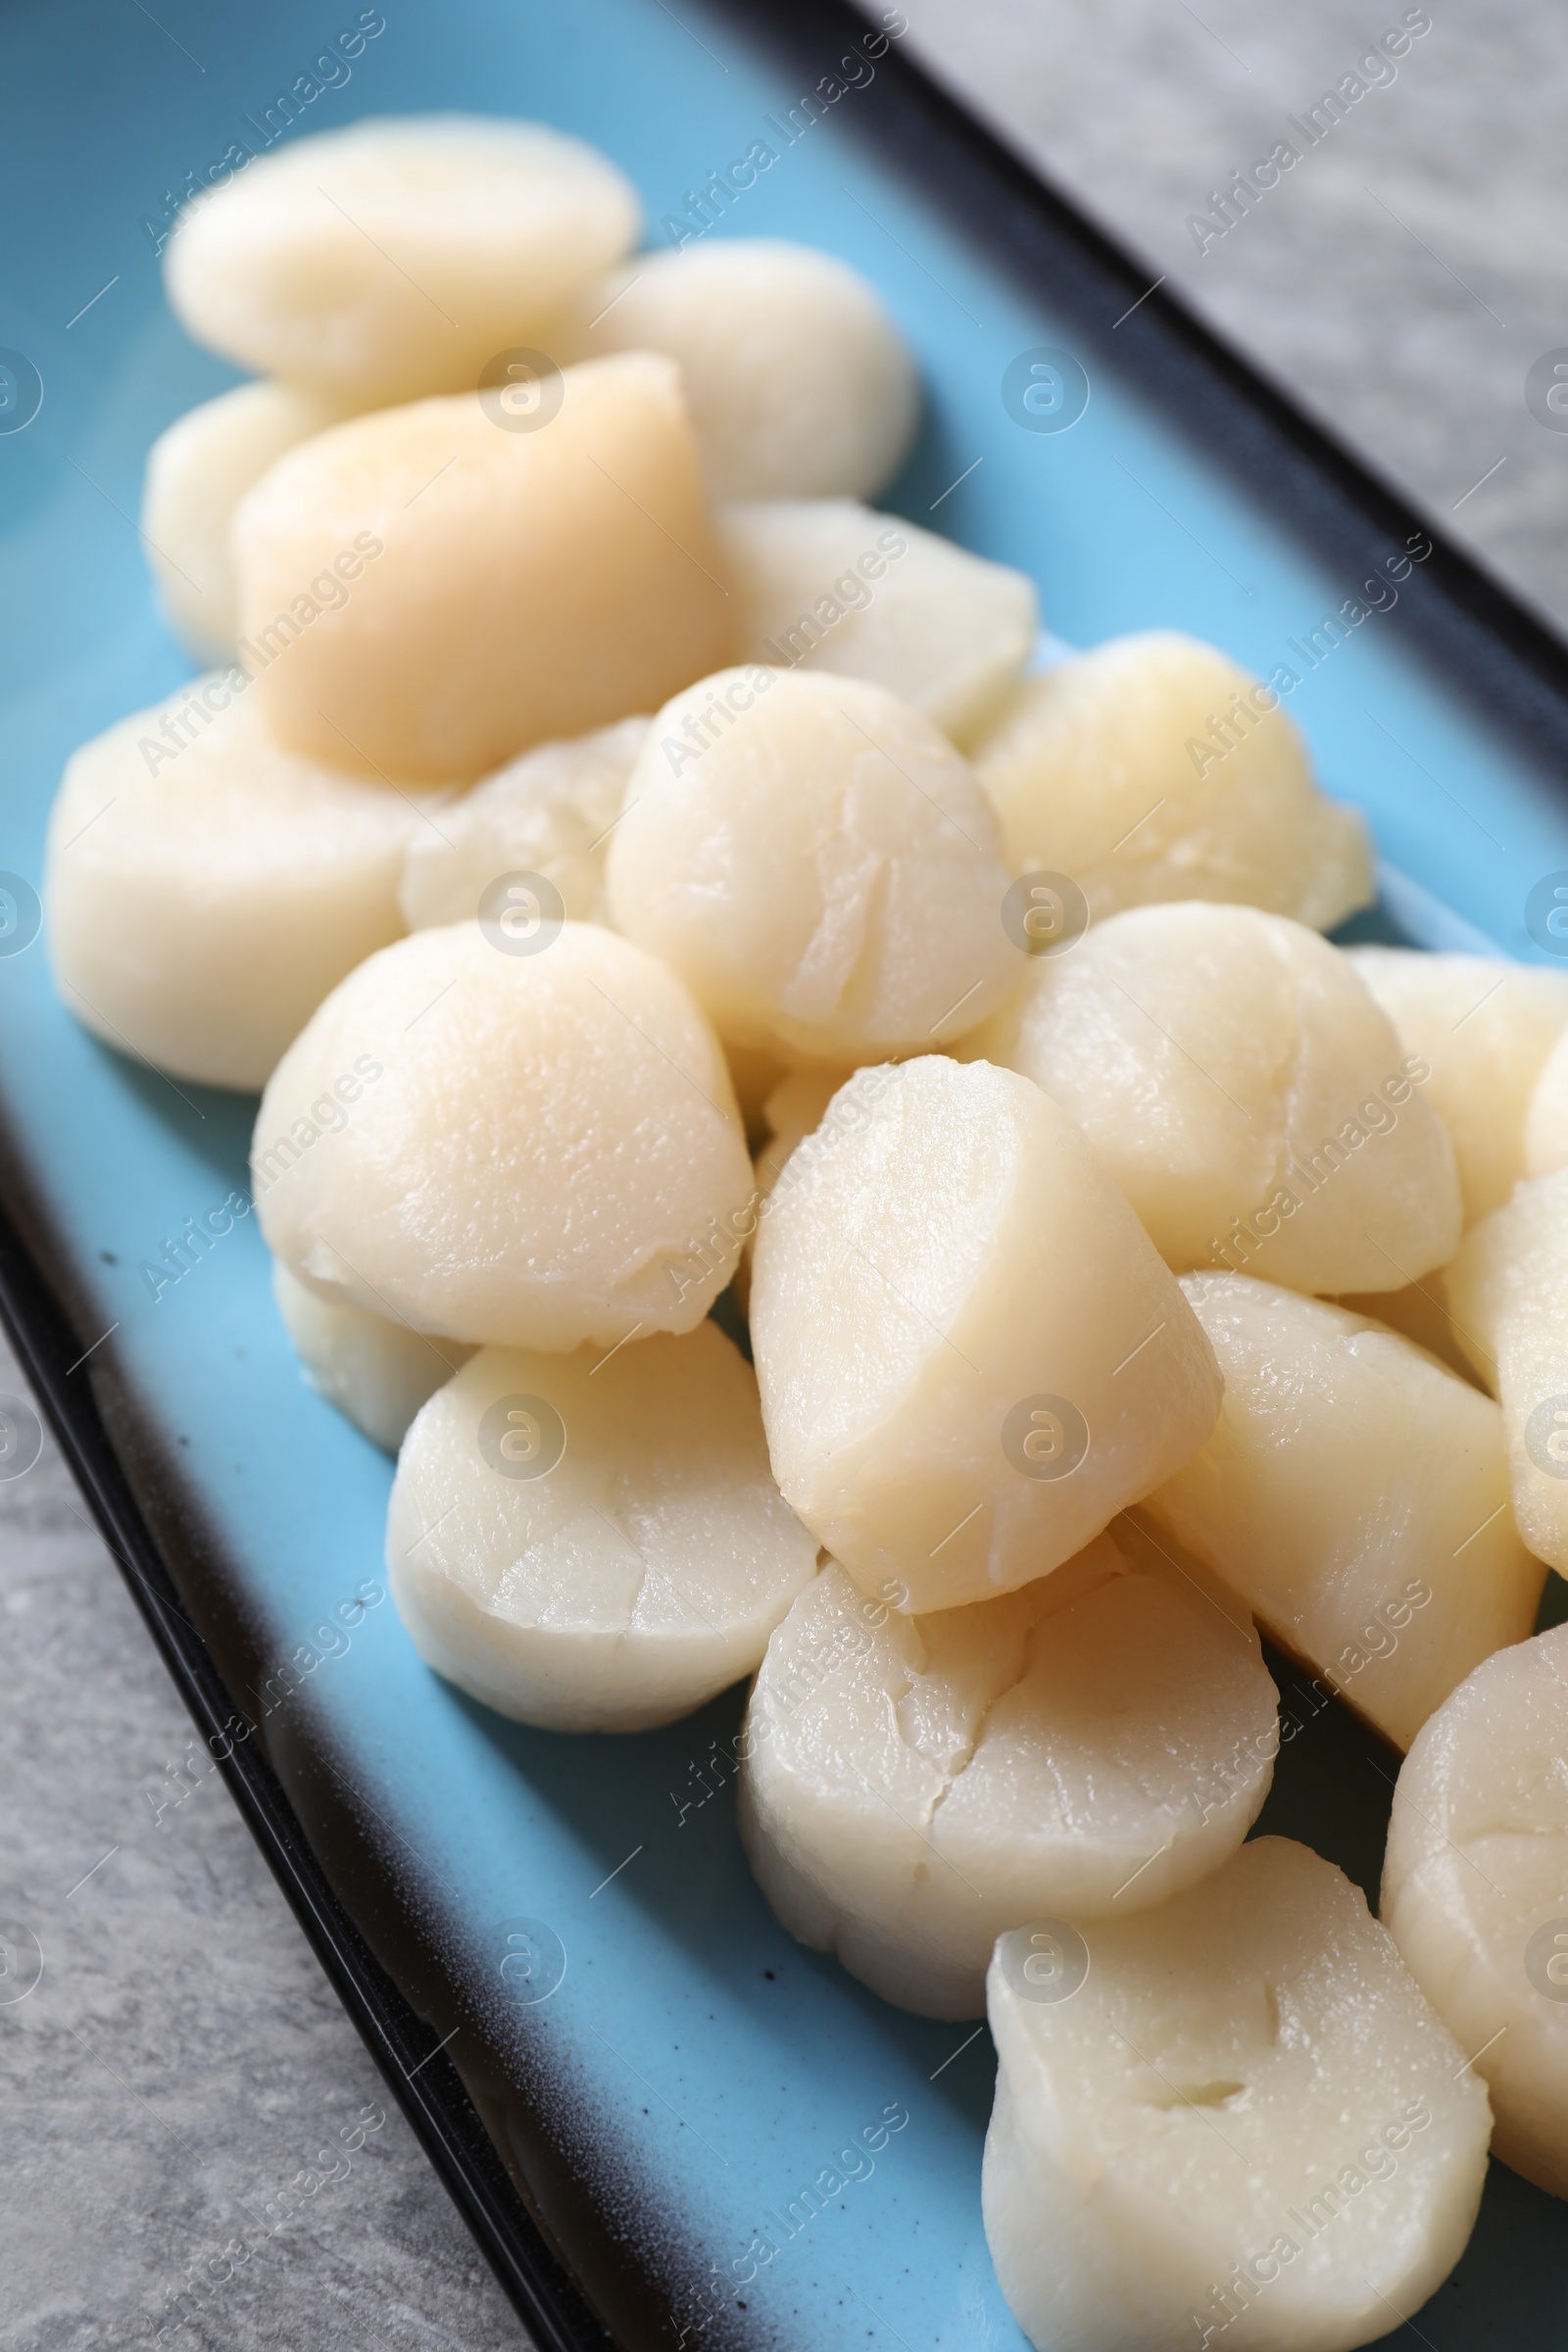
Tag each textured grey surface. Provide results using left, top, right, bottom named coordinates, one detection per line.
left=0, top=1325, right=528, bottom=2352
left=896, top=0, right=1568, bottom=634
left=3, top=7, right=1563, bottom=2350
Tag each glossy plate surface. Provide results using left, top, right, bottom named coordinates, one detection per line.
left=3, top=2, right=1568, bottom=2345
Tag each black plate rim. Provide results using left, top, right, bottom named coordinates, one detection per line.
left=6, top=4, right=1568, bottom=2347
left=731, top=0, right=1568, bottom=766
left=0, top=1184, right=610, bottom=2352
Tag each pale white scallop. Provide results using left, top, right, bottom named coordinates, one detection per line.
left=983, top=1837, right=1491, bottom=2352
left=737, top=1542, right=1277, bottom=2018
left=272, top=1259, right=471, bottom=1453
left=386, top=1325, right=818, bottom=1731
left=141, top=380, right=351, bottom=661
left=231, top=353, right=733, bottom=784
left=1526, top=1020, right=1568, bottom=1176
left=399, top=717, right=649, bottom=933
left=753, top=1066, right=859, bottom=1213
left=971, top=631, right=1373, bottom=929
left=1143, top=1274, right=1543, bottom=1751
left=970, top=902, right=1461, bottom=1294
left=560, top=241, right=918, bottom=500
left=1383, top=1625, right=1568, bottom=2200
left=1446, top=1169, right=1568, bottom=1570
left=165, top=116, right=639, bottom=405
left=1348, top=946, right=1568, bottom=1224
left=749, top=1055, right=1223, bottom=1612
left=606, top=669, right=1017, bottom=1065
left=44, top=682, right=435, bottom=1090
left=1330, top=1279, right=1485, bottom=1385
left=253, top=921, right=754, bottom=1349
left=723, top=1041, right=793, bottom=1138
left=717, top=499, right=1036, bottom=743
left=733, top=1063, right=857, bottom=1316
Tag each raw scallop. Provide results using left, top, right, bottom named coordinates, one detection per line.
left=141, top=379, right=349, bottom=661
left=1383, top=1624, right=1568, bottom=2199
left=984, top=1837, right=1491, bottom=2352
left=1143, top=1273, right=1543, bottom=1751
left=166, top=115, right=639, bottom=405
left=232, top=353, right=732, bottom=783
left=45, top=682, right=434, bottom=1090
left=253, top=921, right=754, bottom=1349
left=972, top=631, right=1372, bottom=929
left=606, top=669, right=1016, bottom=1065
left=717, top=499, right=1035, bottom=743
left=387, top=1323, right=817, bottom=1730
left=971, top=901, right=1461, bottom=1294
left=560, top=240, right=917, bottom=500
left=400, top=716, right=648, bottom=932
left=748, top=1055, right=1222, bottom=1612
left=1348, top=946, right=1568, bottom=1224
left=1446, top=1169, right=1568, bottom=1571
left=272, top=1259, right=470, bottom=1453
left=1526, top=1020, right=1568, bottom=1176
left=738, top=1543, right=1276, bottom=2017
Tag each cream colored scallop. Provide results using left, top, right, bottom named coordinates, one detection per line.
left=1331, top=1279, right=1484, bottom=1385
left=1143, top=1274, right=1543, bottom=1751
left=272, top=1259, right=471, bottom=1453
left=1526, top=1021, right=1568, bottom=1175
left=560, top=241, right=918, bottom=500
left=733, top=1063, right=858, bottom=1316
left=972, top=631, right=1372, bottom=929
left=983, top=1838, right=1491, bottom=2352
left=1110, top=1503, right=1257, bottom=1642
left=166, top=116, right=639, bottom=405
left=606, top=670, right=1016, bottom=1064
left=1383, top=1625, right=1568, bottom=2200
left=716, top=500, right=1036, bottom=744
left=44, top=682, right=435, bottom=1090
left=724, top=1042, right=792, bottom=1138
left=232, top=352, right=733, bottom=784
left=748, top=1055, right=1222, bottom=1612
left=737, top=1544, right=1276, bottom=2019
left=399, top=716, right=649, bottom=932
left=1347, top=947, right=1568, bottom=1224
left=252, top=921, right=754, bottom=1349
left=1446, top=1169, right=1568, bottom=1569
left=386, top=1326, right=818, bottom=1731
left=971, top=902, right=1461, bottom=1294
left=756, top=1066, right=857, bottom=1192
left=142, top=380, right=351, bottom=661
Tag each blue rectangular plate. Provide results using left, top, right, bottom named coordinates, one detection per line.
left=4, top=2, right=1568, bottom=2345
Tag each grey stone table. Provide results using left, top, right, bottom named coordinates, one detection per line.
left=0, top=1320, right=526, bottom=2352
left=4, top=5, right=1565, bottom=2348
left=897, top=0, right=1568, bottom=630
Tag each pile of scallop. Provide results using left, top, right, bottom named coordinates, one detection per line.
left=44, top=112, right=1568, bottom=2352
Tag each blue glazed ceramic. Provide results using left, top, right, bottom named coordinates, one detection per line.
left=3, top=2, right=1568, bottom=2344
